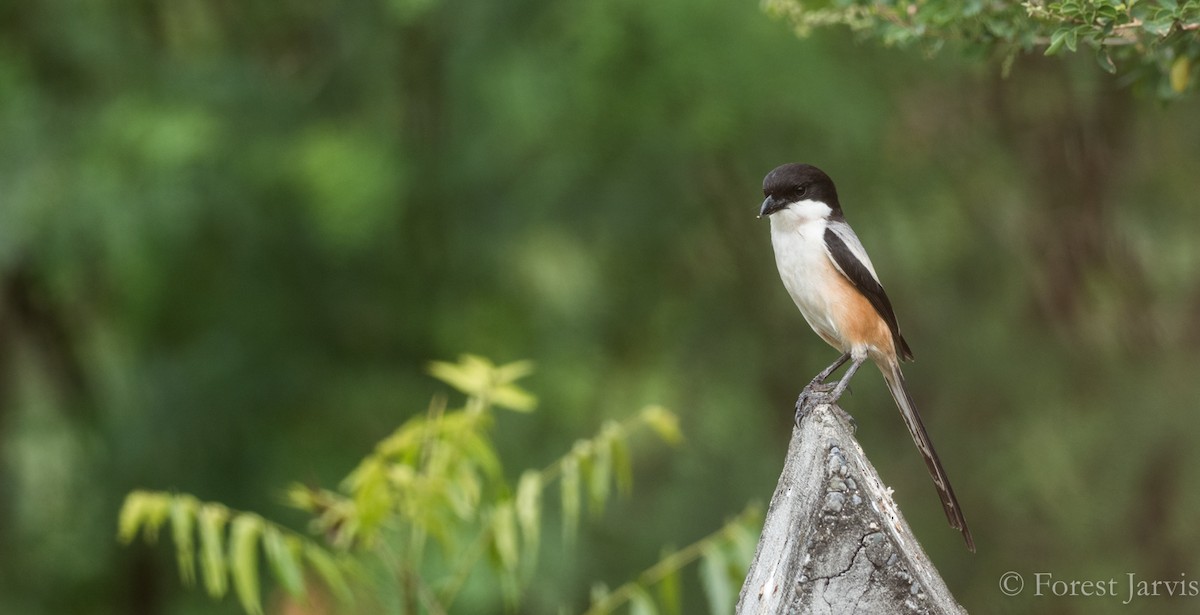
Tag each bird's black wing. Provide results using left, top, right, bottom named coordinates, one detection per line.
left=824, top=224, right=913, bottom=360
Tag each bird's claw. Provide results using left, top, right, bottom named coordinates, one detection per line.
left=794, top=381, right=834, bottom=426
left=799, top=379, right=836, bottom=402
left=794, top=379, right=856, bottom=427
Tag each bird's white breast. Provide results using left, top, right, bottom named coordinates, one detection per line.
left=768, top=201, right=844, bottom=348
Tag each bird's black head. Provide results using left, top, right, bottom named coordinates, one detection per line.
left=758, top=163, right=840, bottom=218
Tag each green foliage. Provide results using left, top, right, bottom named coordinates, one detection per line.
left=118, top=493, right=349, bottom=615
left=119, top=356, right=742, bottom=614
left=197, top=504, right=229, bottom=598
left=9, top=0, right=1199, bottom=610
left=427, top=355, right=538, bottom=413
left=764, top=0, right=1200, bottom=96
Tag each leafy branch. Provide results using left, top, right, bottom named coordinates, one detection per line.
left=763, top=0, right=1200, bottom=96
left=117, top=355, right=717, bottom=614
left=118, top=492, right=352, bottom=615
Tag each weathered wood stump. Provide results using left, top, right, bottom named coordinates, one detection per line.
left=736, top=402, right=967, bottom=614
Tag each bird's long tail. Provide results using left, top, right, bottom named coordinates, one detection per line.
left=879, top=359, right=975, bottom=552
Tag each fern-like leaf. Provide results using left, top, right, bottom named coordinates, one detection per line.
left=170, top=496, right=199, bottom=586
left=657, top=561, right=682, bottom=615
left=491, top=501, right=519, bottom=574
left=515, top=470, right=542, bottom=561
left=629, top=586, right=659, bottom=615
left=198, top=504, right=230, bottom=598
left=427, top=355, right=491, bottom=397
left=640, top=406, right=682, bottom=445
left=118, top=491, right=170, bottom=544
left=229, top=514, right=264, bottom=615
left=305, top=543, right=352, bottom=603
left=263, top=526, right=305, bottom=597
left=588, top=433, right=612, bottom=514
left=561, top=454, right=581, bottom=542
left=699, top=545, right=732, bottom=615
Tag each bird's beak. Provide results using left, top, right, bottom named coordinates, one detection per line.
left=758, top=196, right=784, bottom=218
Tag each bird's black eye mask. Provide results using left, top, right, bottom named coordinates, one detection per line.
left=761, top=184, right=806, bottom=202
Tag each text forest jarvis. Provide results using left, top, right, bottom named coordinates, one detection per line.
left=757, top=162, right=974, bottom=552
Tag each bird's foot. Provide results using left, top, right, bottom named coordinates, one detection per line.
left=799, top=379, right=838, bottom=403
left=801, top=376, right=835, bottom=397
left=807, top=380, right=836, bottom=393
left=793, top=391, right=812, bottom=426
left=794, top=380, right=856, bottom=427
left=793, top=402, right=810, bottom=428
left=794, top=389, right=857, bottom=430
left=794, top=381, right=834, bottom=425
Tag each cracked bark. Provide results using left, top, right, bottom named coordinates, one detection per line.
left=736, top=402, right=967, bottom=615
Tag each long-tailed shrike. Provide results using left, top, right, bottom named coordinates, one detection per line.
left=758, top=162, right=974, bottom=552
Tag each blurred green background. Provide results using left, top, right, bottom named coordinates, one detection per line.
left=3, top=0, right=1200, bottom=613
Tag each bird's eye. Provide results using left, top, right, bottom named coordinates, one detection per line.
left=795, top=186, right=807, bottom=198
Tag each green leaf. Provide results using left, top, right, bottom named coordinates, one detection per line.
left=1096, top=49, right=1117, bottom=74
left=456, top=429, right=503, bottom=480
left=1045, top=29, right=1069, bottom=56
left=1000, top=47, right=1018, bottom=79
left=374, top=418, right=425, bottom=460
left=117, top=491, right=150, bottom=544
left=729, top=522, right=759, bottom=570
left=347, top=457, right=394, bottom=537
left=630, top=586, right=659, bottom=615
left=493, top=359, right=535, bottom=384
left=444, top=462, right=483, bottom=520
left=1064, top=28, right=1079, bottom=52
left=491, top=501, right=520, bottom=573
left=561, top=455, right=581, bottom=542
left=588, top=433, right=612, bottom=513
left=170, top=497, right=199, bottom=587
left=491, top=383, right=538, bottom=412
left=263, top=527, right=305, bottom=597
left=305, top=544, right=353, bottom=603
left=118, top=491, right=171, bottom=544
left=431, top=355, right=537, bottom=410
left=284, top=484, right=319, bottom=512
left=229, top=515, right=264, bottom=615
left=458, top=353, right=496, bottom=376
left=657, top=558, right=682, bottom=615
left=427, top=355, right=491, bottom=396
left=699, top=546, right=732, bottom=615
left=515, top=471, right=542, bottom=557
left=1141, top=17, right=1174, bottom=35
left=1171, top=55, right=1191, bottom=93
left=641, top=406, right=682, bottom=445
left=198, top=504, right=230, bottom=598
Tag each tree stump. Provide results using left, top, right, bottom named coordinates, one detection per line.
left=736, top=402, right=967, bottom=614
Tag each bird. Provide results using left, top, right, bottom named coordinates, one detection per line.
left=757, top=162, right=974, bottom=552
